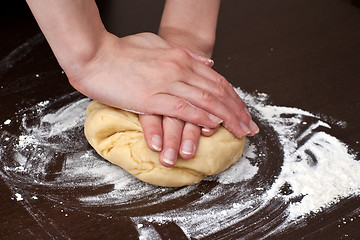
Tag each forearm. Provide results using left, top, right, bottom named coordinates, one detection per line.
left=159, top=0, right=221, bottom=58
left=26, top=0, right=106, bottom=76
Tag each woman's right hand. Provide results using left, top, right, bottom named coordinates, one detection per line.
left=68, top=32, right=259, bottom=138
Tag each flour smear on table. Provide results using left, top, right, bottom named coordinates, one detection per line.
left=1, top=89, right=359, bottom=239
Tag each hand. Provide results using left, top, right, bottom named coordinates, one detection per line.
left=139, top=115, right=200, bottom=166
left=69, top=32, right=258, bottom=138
left=140, top=114, right=219, bottom=167
left=133, top=0, right=258, bottom=167
left=139, top=49, right=219, bottom=167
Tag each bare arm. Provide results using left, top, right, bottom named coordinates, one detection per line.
left=140, top=0, right=259, bottom=167
left=26, top=0, right=106, bottom=76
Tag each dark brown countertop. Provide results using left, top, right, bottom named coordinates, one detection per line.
left=1, top=0, right=359, bottom=239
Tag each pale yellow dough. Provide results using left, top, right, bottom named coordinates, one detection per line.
left=84, top=101, right=246, bottom=187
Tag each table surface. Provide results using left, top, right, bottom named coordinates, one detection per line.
left=1, top=0, right=360, bottom=239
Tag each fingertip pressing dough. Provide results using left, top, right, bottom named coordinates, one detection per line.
left=84, top=101, right=246, bottom=187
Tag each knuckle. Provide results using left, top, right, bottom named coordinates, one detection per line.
left=158, top=48, right=192, bottom=77
left=215, top=83, right=227, bottom=99
left=170, top=48, right=191, bottom=61
left=192, top=113, right=203, bottom=125
left=216, top=74, right=230, bottom=86
left=234, top=103, right=247, bottom=117
left=159, top=59, right=182, bottom=74
left=201, top=90, right=213, bottom=104
left=234, top=106, right=250, bottom=120
left=173, top=98, right=189, bottom=113
left=241, top=110, right=252, bottom=122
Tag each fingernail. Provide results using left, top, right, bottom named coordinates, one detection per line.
left=207, top=59, right=215, bottom=67
left=249, top=120, right=260, bottom=134
left=202, top=128, right=211, bottom=133
left=209, top=114, right=222, bottom=124
left=162, top=148, right=176, bottom=166
left=181, top=140, right=194, bottom=155
left=240, top=122, right=251, bottom=135
left=151, top=135, right=162, bottom=151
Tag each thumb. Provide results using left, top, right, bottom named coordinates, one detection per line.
left=183, top=48, right=215, bottom=67
left=169, top=43, right=214, bottom=67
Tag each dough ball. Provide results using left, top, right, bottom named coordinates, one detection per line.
left=84, top=101, right=246, bottom=187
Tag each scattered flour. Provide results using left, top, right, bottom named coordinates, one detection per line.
left=15, top=193, right=23, bottom=201
left=0, top=88, right=359, bottom=239
left=215, top=143, right=259, bottom=184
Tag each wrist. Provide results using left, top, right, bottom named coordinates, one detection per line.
left=26, top=0, right=108, bottom=81
left=159, top=0, right=220, bottom=58
left=158, top=26, right=215, bottom=58
left=60, top=28, right=109, bottom=79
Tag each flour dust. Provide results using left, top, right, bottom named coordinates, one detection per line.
left=0, top=88, right=359, bottom=239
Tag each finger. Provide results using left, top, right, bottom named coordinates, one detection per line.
left=184, top=52, right=256, bottom=137
left=159, top=117, right=184, bottom=167
left=168, top=44, right=214, bottom=67
left=190, top=60, right=240, bottom=102
left=187, top=61, right=260, bottom=135
left=244, top=108, right=260, bottom=136
left=191, top=66, right=254, bottom=122
left=181, top=48, right=214, bottom=67
left=146, top=94, right=223, bottom=129
left=139, top=114, right=163, bottom=152
left=179, top=122, right=201, bottom=159
left=167, top=82, right=251, bottom=138
left=201, top=126, right=218, bottom=137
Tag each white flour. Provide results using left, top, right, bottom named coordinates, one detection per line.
left=241, top=91, right=360, bottom=220
left=0, top=89, right=359, bottom=239
left=15, top=193, right=23, bottom=201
